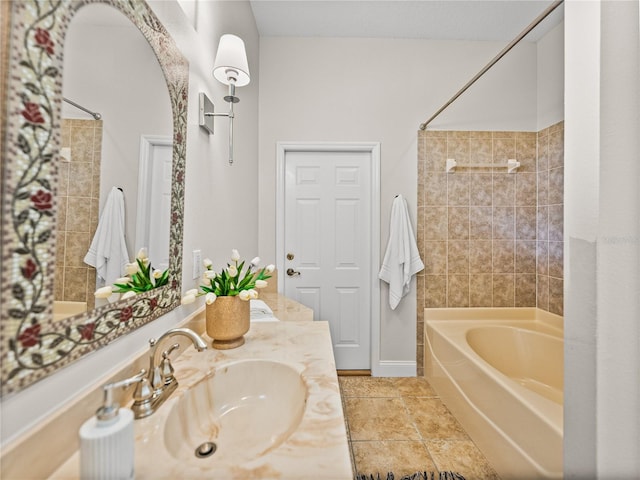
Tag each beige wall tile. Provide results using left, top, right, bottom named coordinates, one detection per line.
left=537, top=206, right=549, bottom=241
left=424, top=172, right=447, bottom=205
left=469, top=206, right=492, bottom=239
left=447, top=174, right=470, bottom=205
left=447, top=240, right=469, bottom=274
left=63, top=267, right=89, bottom=302
left=426, top=137, right=447, bottom=172
left=516, top=172, right=537, bottom=206
left=469, top=173, right=492, bottom=206
left=492, top=274, right=515, bottom=307
left=66, top=197, right=92, bottom=232
left=516, top=132, right=537, bottom=172
left=447, top=207, right=469, bottom=239
left=538, top=170, right=549, bottom=205
left=548, top=204, right=564, bottom=242
left=492, top=137, right=516, bottom=163
left=69, top=162, right=93, bottom=197
left=424, top=275, right=447, bottom=308
left=492, top=174, right=515, bottom=206
left=515, top=240, right=536, bottom=274
left=537, top=241, right=549, bottom=276
left=516, top=274, right=537, bottom=307
left=469, top=241, right=492, bottom=274
left=537, top=135, right=549, bottom=171
left=548, top=241, right=564, bottom=278
left=469, top=274, right=493, bottom=307
left=423, top=242, right=447, bottom=274
left=548, top=129, right=564, bottom=169
left=424, top=206, right=448, bottom=240
left=516, top=206, right=537, bottom=240
left=492, top=206, right=515, bottom=239
left=447, top=275, right=469, bottom=307
left=447, top=137, right=470, bottom=165
left=64, top=232, right=90, bottom=268
left=537, top=275, right=550, bottom=311
left=492, top=240, right=515, bottom=273
left=548, top=167, right=564, bottom=205
left=549, top=277, right=564, bottom=316
left=469, top=137, right=492, bottom=164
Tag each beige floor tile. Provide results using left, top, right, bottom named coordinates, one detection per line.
left=345, top=397, right=420, bottom=441
left=425, top=439, right=500, bottom=480
left=352, top=440, right=437, bottom=477
left=391, top=377, right=438, bottom=397
left=340, top=376, right=399, bottom=397
left=403, top=397, right=469, bottom=440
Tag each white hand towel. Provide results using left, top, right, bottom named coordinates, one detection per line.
left=250, top=299, right=279, bottom=322
left=84, top=187, right=130, bottom=286
left=378, top=195, right=424, bottom=309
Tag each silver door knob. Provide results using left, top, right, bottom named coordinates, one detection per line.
left=286, top=268, right=301, bottom=277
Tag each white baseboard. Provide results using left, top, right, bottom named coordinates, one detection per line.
left=372, top=360, right=416, bottom=377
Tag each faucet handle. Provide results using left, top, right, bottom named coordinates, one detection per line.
left=161, top=343, right=180, bottom=386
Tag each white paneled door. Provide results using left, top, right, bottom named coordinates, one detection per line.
left=136, top=135, right=172, bottom=271
left=278, top=144, right=380, bottom=370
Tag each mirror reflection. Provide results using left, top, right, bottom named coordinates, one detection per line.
left=0, top=0, right=188, bottom=397
left=55, top=4, right=172, bottom=317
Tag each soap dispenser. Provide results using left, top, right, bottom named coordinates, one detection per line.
left=79, top=370, right=146, bottom=480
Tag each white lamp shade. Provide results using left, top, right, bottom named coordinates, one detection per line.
left=213, top=34, right=250, bottom=87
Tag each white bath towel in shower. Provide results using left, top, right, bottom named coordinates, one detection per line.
left=378, top=194, right=424, bottom=310
left=84, top=187, right=130, bottom=286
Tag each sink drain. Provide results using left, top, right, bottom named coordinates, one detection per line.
left=195, top=441, right=217, bottom=458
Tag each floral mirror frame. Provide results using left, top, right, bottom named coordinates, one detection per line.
left=0, top=0, right=188, bottom=396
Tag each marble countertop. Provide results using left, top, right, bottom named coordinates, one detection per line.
left=49, top=320, right=352, bottom=479
left=260, top=292, right=314, bottom=322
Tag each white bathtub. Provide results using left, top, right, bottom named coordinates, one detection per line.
left=424, top=308, right=563, bottom=479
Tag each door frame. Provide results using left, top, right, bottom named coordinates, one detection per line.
left=276, top=142, right=381, bottom=374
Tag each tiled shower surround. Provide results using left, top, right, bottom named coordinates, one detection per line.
left=54, top=119, right=103, bottom=310
left=416, top=122, right=564, bottom=375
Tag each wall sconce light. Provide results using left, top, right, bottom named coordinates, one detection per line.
left=199, top=34, right=250, bottom=165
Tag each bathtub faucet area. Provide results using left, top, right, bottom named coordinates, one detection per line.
left=132, top=328, right=207, bottom=419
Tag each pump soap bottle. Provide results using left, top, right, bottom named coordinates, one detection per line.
left=79, top=370, right=146, bottom=480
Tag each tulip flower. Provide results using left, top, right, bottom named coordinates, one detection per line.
left=94, top=286, right=113, bottom=298
left=121, top=291, right=136, bottom=300
left=228, top=265, right=238, bottom=277
left=265, top=264, right=275, bottom=273
left=124, top=262, right=139, bottom=276
left=255, top=280, right=268, bottom=289
left=203, top=258, right=213, bottom=268
left=181, top=293, right=196, bottom=305
left=248, top=289, right=258, bottom=299
left=205, top=292, right=217, bottom=305
left=231, top=249, right=240, bottom=262
left=238, top=290, right=251, bottom=301
left=152, top=269, right=163, bottom=279
left=250, top=256, right=260, bottom=267
left=204, top=270, right=216, bottom=279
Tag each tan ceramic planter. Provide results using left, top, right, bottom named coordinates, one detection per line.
left=205, top=296, right=250, bottom=349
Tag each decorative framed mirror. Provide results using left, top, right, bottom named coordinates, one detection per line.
left=0, top=0, right=189, bottom=396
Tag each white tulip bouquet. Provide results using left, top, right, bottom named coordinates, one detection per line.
left=181, top=249, right=274, bottom=306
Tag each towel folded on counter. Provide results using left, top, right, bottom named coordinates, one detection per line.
left=250, top=299, right=279, bottom=322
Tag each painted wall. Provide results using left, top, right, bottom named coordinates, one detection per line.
left=564, top=1, right=640, bottom=477
left=258, top=36, right=539, bottom=370
left=537, top=21, right=564, bottom=130
left=0, top=0, right=260, bottom=446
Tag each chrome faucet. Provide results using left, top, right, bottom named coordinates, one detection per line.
left=132, top=328, right=207, bottom=419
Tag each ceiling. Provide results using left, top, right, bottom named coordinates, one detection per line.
left=249, top=0, right=564, bottom=42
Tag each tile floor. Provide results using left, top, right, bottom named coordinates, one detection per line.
left=339, top=376, right=500, bottom=480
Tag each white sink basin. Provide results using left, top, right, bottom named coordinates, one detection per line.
left=163, top=359, right=307, bottom=464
